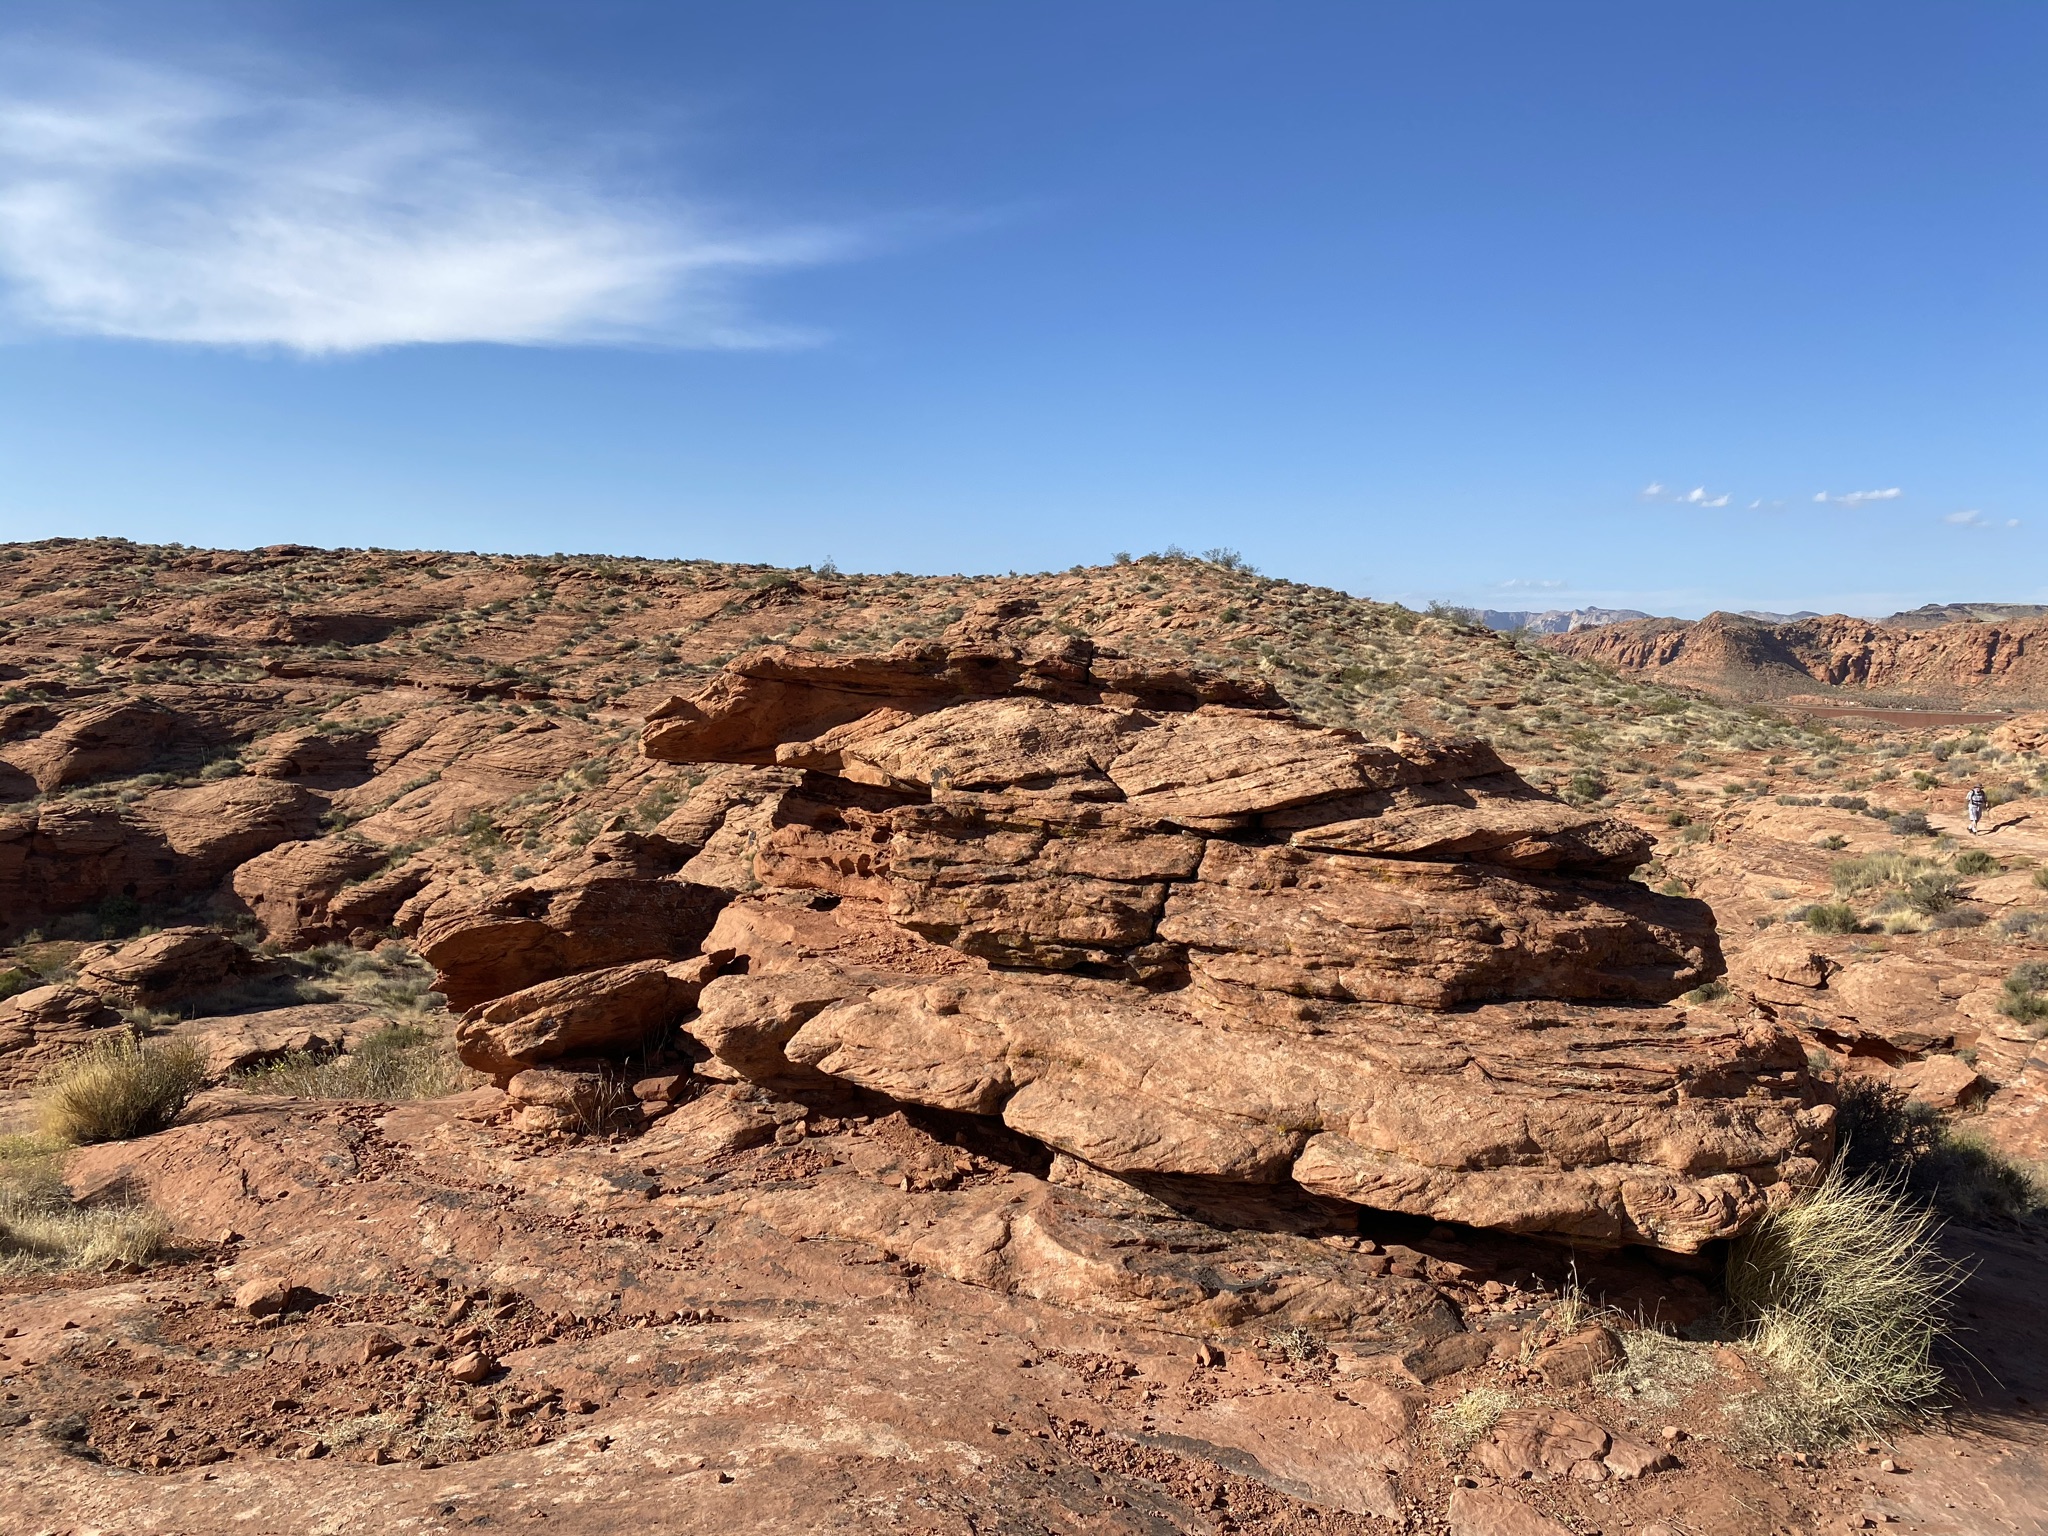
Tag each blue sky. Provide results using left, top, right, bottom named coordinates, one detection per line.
left=0, top=2, right=2041, bottom=618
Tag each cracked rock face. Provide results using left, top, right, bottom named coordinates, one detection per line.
left=439, top=636, right=1821, bottom=1255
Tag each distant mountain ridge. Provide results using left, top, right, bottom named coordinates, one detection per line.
left=1477, top=606, right=1649, bottom=634
left=1546, top=606, right=2048, bottom=706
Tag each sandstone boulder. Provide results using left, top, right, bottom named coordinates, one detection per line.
left=163, top=1003, right=367, bottom=1079
left=2, top=698, right=191, bottom=791
left=0, top=984, right=124, bottom=1086
left=621, top=644, right=1823, bottom=1251
left=0, top=779, right=322, bottom=942
left=455, top=955, right=715, bottom=1077
left=412, top=833, right=730, bottom=1011
left=230, top=838, right=391, bottom=947
left=76, top=927, right=251, bottom=1006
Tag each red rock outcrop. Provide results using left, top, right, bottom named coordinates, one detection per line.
left=74, top=926, right=251, bottom=1006
left=413, top=832, right=730, bottom=1012
left=0, top=983, right=123, bottom=1086
left=490, top=637, right=1832, bottom=1254
left=0, top=779, right=323, bottom=942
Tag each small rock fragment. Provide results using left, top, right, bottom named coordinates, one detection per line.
left=447, top=1350, right=495, bottom=1384
left=234, top=1277, right=289, bottom=1318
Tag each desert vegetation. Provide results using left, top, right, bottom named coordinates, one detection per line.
left=34, top=1034, right=207, bottom=1144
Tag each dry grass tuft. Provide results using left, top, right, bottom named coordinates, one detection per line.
left=1602, top=1328, right=1717, bottom=1412
left=1725, top=1161, right=1959, bottom=1449
left=238, top=1021, right=473, bottom=1101
left=35, top=1034, right=206, bottom=1144
left=1431, top=1385, right=1517, bottom=1454
left=0, top=1134, right=169, bottom=1273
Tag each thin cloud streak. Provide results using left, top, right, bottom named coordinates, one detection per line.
left=0, top=49, right=856, bottom=354
left=1814, top=487, right=1903, bottom=506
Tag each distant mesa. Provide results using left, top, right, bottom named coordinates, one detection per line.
left=1545, top=603, right=2048, bottom=708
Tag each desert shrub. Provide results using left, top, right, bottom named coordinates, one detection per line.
left=1930, top=906, right=1986, bottom=929
left=0, top=967, right=31, bottom=1003
left=35, top=1035, right=206, bottom=1144
left=1803, top=903, right=1860, bottom=935
left=1725, top=1161, right=1958, bottom=1448
left=1682, top=979, right=1731, bottom=1005
left=1997, top=909, right=2045, bottom=938
left=1888, top=810, right=1934, bottom=837
left=0, top=1135, right=168, bottom=1273
left=1986, top=780, right=2027, bottom=807
left=1952, top=849, right=2000, bottom=876
left=1819, top=833, right=1847, bottom=851
left=1567, top=768, right=1606, bottom=802
left=1835, top=1076, right=2044, bottom=1222
left=1998, top=961, right=2048, bottom=1029
left=1832, top=850, right=1937, bottom=896
left=1902, top=873, right=1963, bottom=915
left=1825, top=795, right=1869, bottom=812
left=240, top=1022, right=470, bottom=1101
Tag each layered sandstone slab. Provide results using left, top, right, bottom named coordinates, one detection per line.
left=413, top=833, right=730, bottom=1012
left=775, top=975, right=1824, bottom=1251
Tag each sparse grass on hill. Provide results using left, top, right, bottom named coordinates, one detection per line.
left=35, top=1035, right=206, bottom=1144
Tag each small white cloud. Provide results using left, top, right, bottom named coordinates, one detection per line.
left=1497, top=577, right=1567, bottom=591
left=1943, top=509, right=2018, bottom=530
left=1640, top=481, right=1664, bottom=497
left=1749, top=499, right=1762, bottom=509
left=0, top=47, right=858, bottom=353
left=1816, top=488, right=1904, bottom=507
left=1702, top=493, right=1729, bottom=508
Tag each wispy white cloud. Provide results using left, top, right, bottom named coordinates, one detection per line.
left=1944, top=509, right=2021, bottom=529
left=1814, top=488, right=1903, bottom=507
left=0, top=48, right=854, bottom=353
left=1496, top=577, right=1566, bottom=591
left=1642, top=482, right=1730, bottom=508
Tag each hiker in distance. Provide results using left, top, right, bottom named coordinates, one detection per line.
left=1968, top=781, right=1988, bottom=835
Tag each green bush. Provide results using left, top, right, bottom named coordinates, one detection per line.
left=1902, top=873, right=1963, bottom=915
left=1888, top=810, right=1934, bottom=837
left=1803, top=903, right=1860, bottom=934
left=1952, top=849, right=2000, bottom=876
left=35, top=1035, right=207, bottom=1144
left=239, top=1023, right=469, bottom=1101
left=0, top=968, right=31, bottom=1004
left=1836, top=1075, right=2044, bottom=1224
left=1999, top=962, right=2048, bottom=1028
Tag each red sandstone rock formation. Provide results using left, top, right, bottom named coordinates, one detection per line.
left=405, top=635, right=1826, bottom=1254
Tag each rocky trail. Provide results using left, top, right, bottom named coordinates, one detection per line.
left=3, top=539, right=2047, bottom=1534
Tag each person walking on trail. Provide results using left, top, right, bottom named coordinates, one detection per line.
left=1968, top=782, right=1988, bottom=835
